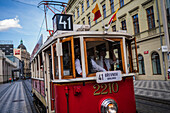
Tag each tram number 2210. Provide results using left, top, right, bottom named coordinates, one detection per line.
left=93, top=83, right=119, bottom=96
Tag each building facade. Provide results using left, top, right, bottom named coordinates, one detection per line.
left=14, top=40, right=31, bottom=77
left=66, top=0, right=169, bottom=80
left=0, top=50, right=17, bottom=83
left=12, top=56, right=23, bottom=80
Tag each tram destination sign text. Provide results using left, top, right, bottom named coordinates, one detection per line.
left=53, top=14, right=73, bottom=31
left=96, top=71, right=122, bottom=83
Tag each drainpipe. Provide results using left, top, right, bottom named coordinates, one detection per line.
left=160, top=0, right=170, bottom=66
left=156, top=0, right=167, bottom=80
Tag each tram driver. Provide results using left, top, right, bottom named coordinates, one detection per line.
left=75, top=46, right=106, bottom=77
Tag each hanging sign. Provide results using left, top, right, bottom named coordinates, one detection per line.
left=53, top=14, right=73, bottom=32
left=162, top=46, right=168, bottom=52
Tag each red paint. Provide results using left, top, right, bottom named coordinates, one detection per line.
left=50, top=82, right=55, bottom=110
left=37, top=80, right=40, bottom=93
left=32, top=79, right=45, bottom=97
left=40, top=81, right=45, bottom=96
left=73, top=86, right=81, bottom=96
left=54, top=77, right=136, bottom=113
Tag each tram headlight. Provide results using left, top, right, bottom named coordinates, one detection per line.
left=100, top=98, right=118, bottom=113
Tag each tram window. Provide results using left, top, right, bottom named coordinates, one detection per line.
left=40, top=54, right=43, bottom=78
left=74, top=38, right=82, bottom=77
left=126, top=39, right=139, bottom=73
left=53, top=45, right=59, bottom=78
left=62, top=41, right=73, bottom=76
left=85, top=38, right=123, bottom=76
left=36, top=57, right=39, bottom=78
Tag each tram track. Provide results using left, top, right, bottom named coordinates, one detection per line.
left=135, top=95, right=170, bottom=105
left=0, top=83, right=14, bottom=99
left=134, top=87, right=170, bottom=93
left=135, top=95, right=170, bottom=113
left=22, top=80, right=37, bottom=113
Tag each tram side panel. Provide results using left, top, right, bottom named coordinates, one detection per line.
left=32, top=79, right=46, bottom=106
left=54, top=76, right=136, bottom=113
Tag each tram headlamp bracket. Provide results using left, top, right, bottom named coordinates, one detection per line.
left=100, top=98, right=118, bottom=113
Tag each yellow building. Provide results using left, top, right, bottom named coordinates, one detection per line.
left=66, top=0, right=169, bottom=80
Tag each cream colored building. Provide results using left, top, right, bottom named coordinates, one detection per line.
left=14, top=40, right=31, bottom=77
left=0, top=50, right=17, bottom=83
left=66, top=0, right=169, bottom=80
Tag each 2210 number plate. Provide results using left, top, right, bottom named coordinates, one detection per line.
left=93, top=83, right=119, bottom=96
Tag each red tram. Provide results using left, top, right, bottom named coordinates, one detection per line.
left=31, top=27, right=139, bottom=113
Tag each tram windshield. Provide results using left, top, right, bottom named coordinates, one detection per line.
left=84, top=38, right=123, bottom=76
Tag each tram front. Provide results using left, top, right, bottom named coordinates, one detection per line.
left=52, top=31, right=138, bottom=113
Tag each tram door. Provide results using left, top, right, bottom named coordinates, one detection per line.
left=43, top=49, right=53, bottom=113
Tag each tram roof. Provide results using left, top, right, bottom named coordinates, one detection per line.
left=31, top=31, right=132, bottom=61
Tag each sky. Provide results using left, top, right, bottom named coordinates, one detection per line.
left=0, top=0, right=68, bottom=54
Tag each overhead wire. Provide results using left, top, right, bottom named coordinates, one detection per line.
left=11, top=0, right=44, bottom=11
left=12, top=0, right=37, bottom=7
left=11, top=0, right=46, bottom=40
left=37, top=17, right=45, bottom=40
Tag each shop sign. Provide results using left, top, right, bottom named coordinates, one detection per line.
left=144, top=51, right=149, bottom=54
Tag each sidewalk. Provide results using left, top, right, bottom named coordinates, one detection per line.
left=134, top=80, right=170, bottom=101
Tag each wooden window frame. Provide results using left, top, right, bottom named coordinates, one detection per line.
left=52, top=43, right=59, bottom=79
left=132, top=14, right=140, bottom=34
left=77, top=8, right=79, bottom=18
left=127, top=37, right=139, bottom=73
left=151, top=52, right=161, bottom=75
left=102, top=4, right=106, bottom=19
left=112, top=25, right=116, bottom=32
left=82, top=3, right=84, bottom=14
left=60, top=36, right=76, bottom=79
left=138, top=54, right=145, bottom=75
left=121, top=20, right=126, bottom=30
left=87, top=0, right=89, bottom=8
left=110, top=0, right=114, bottom=13
left=88, top=16, right=91, bottom=26
left=120, top=0, right=124, bottom=7
left=84, top=38, right=126, bottom=77
left=146, top=6, right=155, bottom=29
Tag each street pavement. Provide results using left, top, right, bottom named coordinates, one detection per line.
left=0, top=81, right=33, bottom=113
left=134, top=80, right=170, bottom=101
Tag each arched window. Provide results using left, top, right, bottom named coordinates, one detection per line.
left=138, top=54, right=145, bottom=75
left=151, top=52, right=161, bottom=75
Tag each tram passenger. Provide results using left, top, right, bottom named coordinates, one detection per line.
left=75, top=46, right=82, bottom=77
left=87, top=50, right=106, bottom=74
left=97, top=48, right=116, bottom=71
left=75, top=46, right=106, bottom=77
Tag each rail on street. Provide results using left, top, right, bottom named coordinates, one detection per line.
left=0, top=80, right=37, bottom=113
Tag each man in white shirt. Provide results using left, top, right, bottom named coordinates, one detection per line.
left=97, top=48, right=116, bottom=71
left=75, top=47, right=106, bottom=76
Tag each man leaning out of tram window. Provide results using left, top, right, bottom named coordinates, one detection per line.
left=96, top=48, right=116, bottom=71
left=75, top=46, right=106, bottom=77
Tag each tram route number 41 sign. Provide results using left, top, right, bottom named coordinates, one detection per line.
left=96, top=71, right=122, bottom=83
left=53, top=14, right=73, bottom=32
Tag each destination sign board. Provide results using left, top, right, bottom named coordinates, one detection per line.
left=96, top=71, right=122, bottom=83
left=53, top=14, right=73, bottom=32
